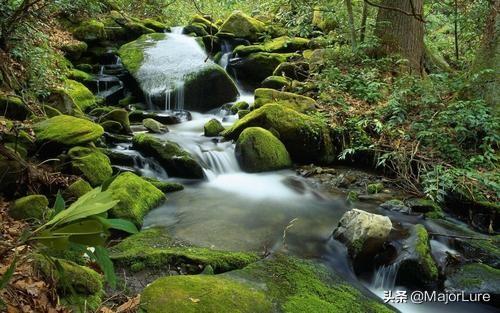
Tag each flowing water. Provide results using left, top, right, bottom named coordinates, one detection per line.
left=110, top=29, right=496, bottom=313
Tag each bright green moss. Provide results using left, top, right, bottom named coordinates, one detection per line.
left=261, top=76, right=291, bottom=90
left=141, top=275, right=272, bottom=313
left=254, top=88, right=316, bottom=113
left=61, top=293, right=102, bottom=313
left=235, top=127, right=292, bottom=172
left=236, top=52, right=299, bottom=82
left=68, top=147, right=113, bottom=186
left=445, top=263, right=500, bottom=293
left=414, top=224, right=439, bottom=281
left=142, top=177, right=184, bottom=193
left=223, top=104, right=335, bottom=164
left=204, top=118, right=225, bottom=137
left=35, top=115, right=104, bottom=146
left=72, top=19, right=106, bottom=42
left=109, top=228, right=260, bottom=273
left=191, top=14, right=219, bottom=33
left=367, top=182, right=384, bottom=194
left=65, top=178, right=92, bottom=199
left=238, top=109, right=250, bottom=119
left=143, top=118, right=168, bottom=133
left=58, top=79, right=97, bottom=113
left=61, top=41, right=88, bottom=60
left=142, top=18, right=167, bottom=32
left=68, top=69, right=93, bottom=83
left=218, top=11, right=266, bottom=40
left=107, top=172, right=165, bottom=226
left=10, top=195, right=49, bottom=220
left=119, top=33, right=166, bottom=75
left=100, top=108, right=131, bottom=134
left=234, top=36, right=310, bottom=56
left=230, top=101, right=250, bottom=114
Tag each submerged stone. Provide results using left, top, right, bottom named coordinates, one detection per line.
left=132, top=133, right=204, bottom=179
left=254, top=88, right=316, bottom=113
left=68, top=147, right=113, bottom=186
left=223, top=104, right=335, bottom=164
left=235, top=127, right=292, bottom=173
left=107, top=172, right=165, bottom=226
left=34, top=115, right=104, bottom=146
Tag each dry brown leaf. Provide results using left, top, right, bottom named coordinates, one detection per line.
left=116, top=294, right=141, bottom=313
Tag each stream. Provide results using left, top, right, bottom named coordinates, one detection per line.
left=100, top=29, right=496, bottom=313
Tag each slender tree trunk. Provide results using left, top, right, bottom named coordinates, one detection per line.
left=360, top=1, right=369, bottom=43
left=374, top=0, right=425, bottom=75
left=454, top=0, right=459, bottom=62
left=345, top=0, right=357, bottom=50
left=471, top=0, right=499, bottom=107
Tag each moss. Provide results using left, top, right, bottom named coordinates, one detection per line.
left=230, top=101, right=250, bottom=114
left=367, top=183, right=384, bottom=194
left=218, top=11, right=266, bottom=41
left=204, top=118, right=225, bottom=137
left=184, top=23, right=209, bottom=36
left=100, top=109, right=131, bottom=134
left=65, top=178, right=92, bottom=199
left=10, top=195, right=49, bottom=220
left=42, top=104, right=62, bottom=117
left=53, top=79, right=97, bottom=114
left=223, top=104, right=335, bottom=164
left=233, top=52, right=299, bottom=83
left=143, top=118, right=168, bottom=133
left=238, top=109, right=250, bottom=119
left=68, top=147, right=113, bottom=186
left=191, top=14, right=219, bottom=34
left=141, top=275, right=272, bottom=313
left=230, top=254, right=393, bottom=313
left=235, top=127, right=292, bottom=173
left=234, top=36, right=310, bottom=57
left=254, top=88, right=316, bottom=113
left=118, top=95, right=135, bottom=107
left=142, top=177, right=184, bottom=193
left=347, top=191, right=359, bottom=202
left=132, top=134, right=204, bottom=179
left=76, top=64, right=93, bottom=72
left=118, top=33, right=166, bottom=75
left=68, top=69, right=93, bottom=83
left=0, top=92, right=28, bottom=120
left=414, top=224, right=439, bottom=282
left=100, top=120, right=123, bottom=133
left=72, top=19, right=106, bottom=42
left=107, top=172, right=165, bottom=226
left=261, top=76, right=291, bottom=90
left=61, top=293, right=102, bottom=313
left=445, top=263, right=500, bottom=293
left=61, top=41, right=88, bottom=60
left=109, top=228, right=260, bottom=273
left=142, top=18, right=167, bottom=32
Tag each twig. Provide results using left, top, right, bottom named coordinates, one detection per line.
left=428, top=232, right=494, bottom=241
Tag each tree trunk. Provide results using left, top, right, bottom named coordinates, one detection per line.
left=471, top=0, right=499, bottom=107
left=346, top=0, right=357, bottom=50
left=360, top=2, right=369, bottom=43
left=373, top=0, right=425, bottom=75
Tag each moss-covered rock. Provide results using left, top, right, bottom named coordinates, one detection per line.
left=261, top=75, right=291, bottom=90
left=204, top=118, right=225, bottom=137
left=230, top=101, right=250, bottom=114
left=143, top=118, right=168, bottom=134
left=223, top=104, right=335, bottom=164
left=118, top=33, right=166, bottom=76
left=217, top=11, right=266, bottom=41
left=142, top=18, right=167, bottom=32
left=183, top=23, right=209, bottom=37
left=405, top=198, right=444, bottom=219
left=238, top=109, right=250, bottom=119
left=235, top=127, right=292, bottom=173
left=254, top=88, right=316, bottom=113
left=312, top=6, right=337, bottom=32
left=109, top=228, right=260, bottom=273
left=9, top=195, right=49, bottom=220
left=100, top=108, right=131, bottom=134
left=234, top=36, right=310, bottom=57
left=61, top=41, right=88, bottom=61
left=190, top=14, right=219, bottom=34
left=65, top=178, right=92, bottom=199
left=49, top=80, right=97, bottom=115
left=107, top=172, right=165, bottom=226
left=68, top=147, right=113, bottom=186
left=273, top=61, right=310, bottom=81
left=367, top=183, right=384, bottom=194
left=142, top=177, right=184, bottom=193
left=0, top=92, right=28, bottom=120
left=132, top=134, right=204, bottom=179
left=232, top=52, right=299, bottom=83
left=68, top=69, right=93, bottom=84
left=34, top=115, right=104, bottom=146
left=445, top=263, right=500, bottom=294
left=72, top=19, right=106, bottom=42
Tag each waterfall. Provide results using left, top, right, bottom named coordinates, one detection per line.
left=133, top=155, right=168, bottom=179
left=372, top=262, right=400, bottom=290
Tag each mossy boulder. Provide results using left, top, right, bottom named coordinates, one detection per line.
left=68, top=147, right=113, bottom=186
left=397, top=224, right=439, bottom=286
left=183, top=23, right=209, bottom=37
left=217, top=11, right=266, bottom=41
left=72, top=19, right=106, bottom=42
left=142, top=177, right=184, bottom=193
left=34, top=115, right=104, bottom=146
left=238, top=109, right=250, bottom=119
left=143, top=118, right=168, bottom=134
left=190, top=14, right=219, bottom=34
left=49, top=80, right=97, bottom=115
left=234, top=36, right=310, bottom=57
left=142, top=18, right=167, bottom=32
left=65, top=178, right=92, bottom=199
left=100, top=109, right=131, bottom=134
left=223, top=104, right=335, bottom=164
left=118, top=33, right=165, bottom=76
left=235, top=127, right=292, bottom=173
left=109, top=228, right=260, bottom=273
left=405, top=198, right=444, bottom=219
left=68, top=69, right=93, bottom=84
left=204, top=118, right=225, bottom=137
left=312, top=7, right=337, bottom=32
left=107, top=172, right=165, bottom=226
left=254, top=88, right=316, bottom=113
left=367, top=182, right=384, bottom=194
left=132, top=133, right=204, bottom=179
left=9, top=195, right=49, bottom=220
left=261, top=75, right=291, bottom=90
left=61, top=41, right=88, bottom=61
left=445, top=263, right=500, bottom=294
left=232, top=52, right=299, bottom=84
left=0, top=93, right=28, bottom=120
left=230, top=101, right=250, bottom=114
left=273, top=61, right=310, bottom=81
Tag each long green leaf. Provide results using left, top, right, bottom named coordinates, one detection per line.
left=92, top=246, right=116, bottom=288
left=0, top=256, right=17, bottom=290
left=53, top=191, right=65, bottom=215
left=97, top=217, right=139, bottom=234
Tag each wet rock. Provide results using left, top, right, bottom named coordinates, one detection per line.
left=129, top=110, right=189, bottom=125
left=132, top=133, right=204, bottom=179
left=142, top=177, right=184, bottom=193
left=100, top=108, right=131, bottom=134
left=68, top=147, right=113, bottom=186
left=254, top=88, right=316, bottom=113
left=217, top=11, right=266, bottom=41
left=445, top=263, right=500, bottom=294
left=233, top=36, right=310, bottom=57
left=273, top=61, right=310, bottom=81
left=332, top=209, right=392, bottom=259
left=261, top=75, right=291, bottom=90
left=367, top=182, right=384, bottom=194
left=143, top=118, right=168, bottom=134
left=231, top=52, right=299, bottom=84
left=9, top=195, right=49, bottom=220
left=223, top=104, right=335, bottom=164
left=0, top=93, right=28, bottom=120
left=64, top=178, right=92, bottom=199
left=107, top=172, right=165, bottom=226
left=34, top=115, right=104, bottom=146
left=204, top=118, right=225, bottom=137
left=405, top=198, right=444, bottom=219
left=230, top=101, right=249, bottom=114
left=235, top=127, right=292, bottom=173
left=380, top=199, right=411, bottom=214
